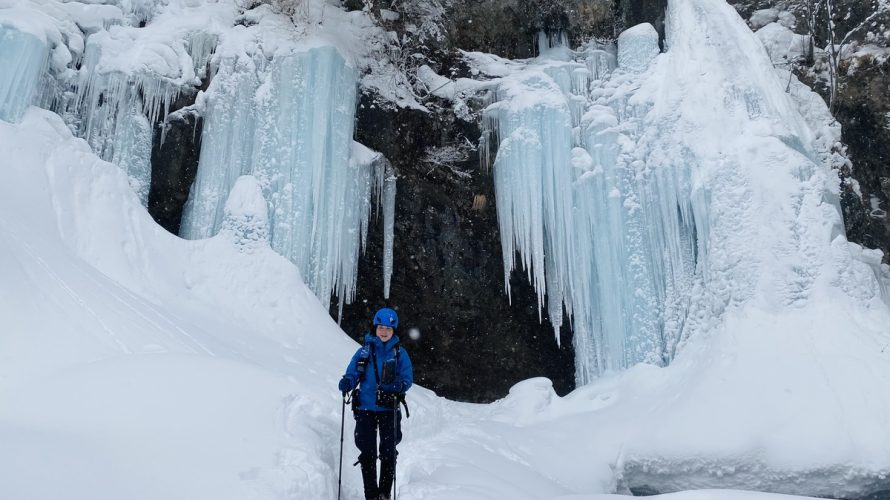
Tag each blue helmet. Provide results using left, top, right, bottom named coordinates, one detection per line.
left=373, top=307, right=399, bottom=328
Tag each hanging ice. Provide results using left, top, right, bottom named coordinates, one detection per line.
left=381, top=161, right=397, bottom=300
left=484, top=27, right=702, bottom=382
left=485, top=6, right=888, bottom=386
left=0, top=26, right=49, bottom=123
left=182, top=46, right=393, bottom=312
left=180, top=55, right=259, bottom=237
left=20, top=8, right=219, bottom=207
left=110, top=99, right=153, bottom=205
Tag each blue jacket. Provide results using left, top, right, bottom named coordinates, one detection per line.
left=342, top=333, right=413, bottom=411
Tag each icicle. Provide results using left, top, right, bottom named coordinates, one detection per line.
left=187, top=31, right=218, bottom=82
left=110, top=96, right=153, bottom=206
left=535, top=30, right=569, bottom=55
left=382, top=160, right=397, bottom=299
left=487, top=28, right=703, bottom=383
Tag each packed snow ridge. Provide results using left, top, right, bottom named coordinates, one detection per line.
left=2, top=0, right=890, bottom=498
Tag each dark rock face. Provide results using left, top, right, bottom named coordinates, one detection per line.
left=616, top=0, right=667, bottom=44
left=148, top=94, right=203, bottom=235
left=335, top=93, right=575, bottom=403
left=445, top=0, right=616, bottom=58
left=833, top=59, right=890, bottom=259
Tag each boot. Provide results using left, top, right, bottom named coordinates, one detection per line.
left=378, top=494, right=391, bottom=500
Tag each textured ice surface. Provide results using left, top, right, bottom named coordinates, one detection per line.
left=219, top=175, right=269, bottom=253
left=2, top=0, right=398, bottom=310
left=0, top=26, right=49, bottom=123
left=109, top=100, right=153, bottom=205
left=483, top=36, right=679, bottom=379
left=181, top=46, right=388, bottom=312
left=483, top=9, right=889, bottom=385
left=617, top=23, right=660, bottom=72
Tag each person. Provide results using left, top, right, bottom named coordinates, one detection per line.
left=338, top=307, right=413, bottom=500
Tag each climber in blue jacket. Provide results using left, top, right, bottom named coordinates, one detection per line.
left=338, top=307, right=413, bottom=500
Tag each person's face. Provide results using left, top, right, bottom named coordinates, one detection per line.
left=376, top=325, right=394, bottom=342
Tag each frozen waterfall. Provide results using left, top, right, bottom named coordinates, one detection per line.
left=483, top=29, right=686, bottom=381
left=483, top=6, right=888, bottom=386
left=0, top=5, right=395, bottom=316
left=181, top=46, right=394, bottom=313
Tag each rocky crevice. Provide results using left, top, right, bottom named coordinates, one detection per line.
left=148, top=94, right=203, bottom=235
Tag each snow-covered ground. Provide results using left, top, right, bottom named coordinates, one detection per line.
left=0, top=103, right=848, bottom=500
left=2, top=0, right=890, bottom=498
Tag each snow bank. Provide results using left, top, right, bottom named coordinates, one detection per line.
left=0, top=104, right=849, bottom=500
left=0, top=108, right=369, bottom=499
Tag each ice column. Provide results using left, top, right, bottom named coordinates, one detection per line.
left=110, top=99, right=153, bottom=205
left=0, top=26, right=49, bottom=123
left=182, top=46, right=389, bottom=312
left=380, top=157, right=397, bottom=299
left=180, top=56, right=260, bottom=238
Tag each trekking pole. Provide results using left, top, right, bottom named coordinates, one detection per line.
left=393, top=401, right=398, bottom=500
left=337, top=392, right=347, bottom=500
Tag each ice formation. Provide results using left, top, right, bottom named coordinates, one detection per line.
left=483, top=32, right=674, bottom=381
left=483, top=14, right=889, bottom=384
left=0, top=0, right=396, bottom=313
left=480, top=27, right=734, bottom=380
left=0, top=26, right=49, bottom=123
left=181, top=47, right=394, bottom=313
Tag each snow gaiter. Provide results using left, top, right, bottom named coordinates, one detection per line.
left=378, top=457, right=395, bottom=497
left=359, top=457, right=378, bottom=499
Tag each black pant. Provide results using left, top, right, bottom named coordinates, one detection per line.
left=354, top=409, right=402, bottom=499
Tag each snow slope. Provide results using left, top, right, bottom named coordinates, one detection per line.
left=0, top=108, right=353, bottom=498
left=0, top=101, right=846, bottom=500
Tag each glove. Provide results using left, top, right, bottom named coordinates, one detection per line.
left=338, top=376, right=355, bottom=394
left=378, top=380, right=404, bottom=394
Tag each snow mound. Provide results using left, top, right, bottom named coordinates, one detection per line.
left=617, top=23, right=660, bottom=72
left=219, top=175, right=270, bottom=253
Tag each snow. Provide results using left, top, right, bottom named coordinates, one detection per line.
left=617, top=23, right=660, bottom=72
left=749, top=8, right=797, bottom=30
left=219, top=175, right=270, bottom=253
left=0, top=108, right=362, bottom=499
left=417, top=64, right=490, bottom=100
left=1, top=0, right=890, bottom=498
left=756, top=22, right=813, bottom=66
